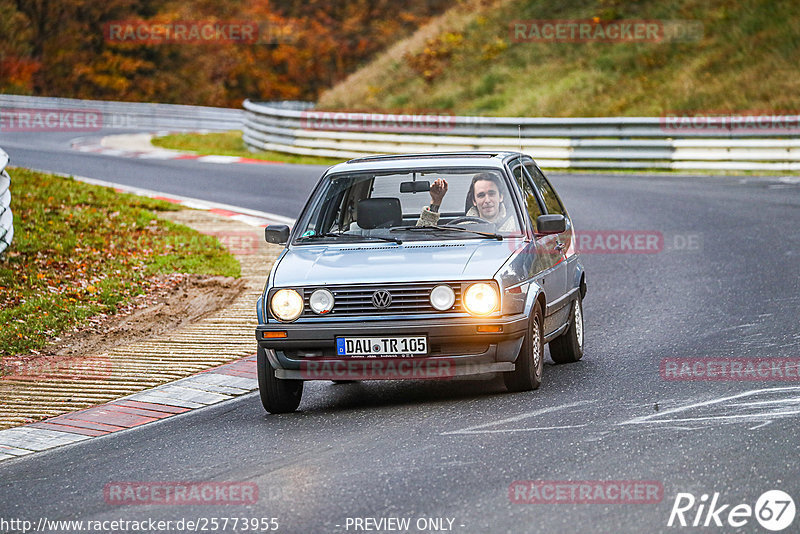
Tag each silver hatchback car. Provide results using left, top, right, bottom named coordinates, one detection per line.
left=256, top=152, right=586, bottom=413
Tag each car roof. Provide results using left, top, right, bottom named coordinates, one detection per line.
left=326, top=152, right=526, bottom=174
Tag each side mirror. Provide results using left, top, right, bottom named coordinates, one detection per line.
left=265, top=225, right=290, bottom=244
left=535, top=214, right=566, bottom=235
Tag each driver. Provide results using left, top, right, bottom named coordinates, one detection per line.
left=417, top=173, right=516, bottom=231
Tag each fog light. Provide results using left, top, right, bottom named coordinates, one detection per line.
left=430, top=284, right=455, bottom=311
left=477, top=325, right=502, bottom=333
left=309, top=289, right=334, bottom=314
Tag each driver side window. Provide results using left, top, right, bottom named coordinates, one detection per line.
left=512, top=165, right=543, bottom=232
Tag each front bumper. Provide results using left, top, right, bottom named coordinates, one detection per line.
left=255, top=315, right=528, bottom=380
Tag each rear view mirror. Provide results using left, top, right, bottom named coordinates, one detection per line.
left=400, top=180, right=430, bottom=193
left=536, top=214, right=566, bottom=235
left=265, top=225, right=290, bottom=244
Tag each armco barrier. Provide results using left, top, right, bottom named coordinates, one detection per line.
left=242, top=100, right=800, bottom=171
left=0, top=94, right=243, bottom=132
left=0, top=148, right=13, bottom=256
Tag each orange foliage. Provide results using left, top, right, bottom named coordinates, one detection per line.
left=0, top=0, right=449, bottom=106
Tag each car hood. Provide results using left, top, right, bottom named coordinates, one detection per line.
left=272, top=239, right=518, bottom=286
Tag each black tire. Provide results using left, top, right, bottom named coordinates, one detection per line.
left=257, top=346, right=303, bottom=414
left=504, top=305, right=544, bottom=392
left=549, top=297, right=584, bottom=364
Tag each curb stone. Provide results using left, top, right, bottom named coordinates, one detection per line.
left=0, top=185, right=288, bottom=462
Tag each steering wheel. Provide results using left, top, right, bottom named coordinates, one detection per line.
left=447, top=216, right=491, bottom=225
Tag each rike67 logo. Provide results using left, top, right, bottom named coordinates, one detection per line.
left=668, top=490, right=796, bottom=531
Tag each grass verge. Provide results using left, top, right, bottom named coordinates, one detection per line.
left=318, top=0, right=800, bottom=117
left=0, top=168, right=240, bottom=359
left=151, top=131, right=346, bottom=166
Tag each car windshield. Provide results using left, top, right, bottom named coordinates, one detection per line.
left=294, top=168, right=523, bottom=243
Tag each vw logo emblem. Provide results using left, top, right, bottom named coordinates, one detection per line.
left=371, top=289, right=392, bottom=309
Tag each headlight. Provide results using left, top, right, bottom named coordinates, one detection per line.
left=430, top=284, right=455, bottom=311
left=463, top=283, right=498, bottom=315
left=270, top=289, right=304, bottom=322
left=309, top=288, right=334, bottom=314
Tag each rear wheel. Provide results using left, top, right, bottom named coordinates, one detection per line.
left=257, top=346, right=303, bottom=413
left=549, top=297, right=584, bottom=364
left=504, top=305, right=544, bottom=392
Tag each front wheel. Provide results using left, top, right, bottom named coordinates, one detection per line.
left=504, top=305, right=544, bottom=392
left=549, top=297, right=584, bottom=364
left=257, top=346, right=303, bottom=413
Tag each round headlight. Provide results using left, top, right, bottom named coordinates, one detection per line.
left=430, top=285, right=455, bottom=311
left=270, top=289, right=304, bottom=322
left=309, top=289, right=334, bottom=314
left=463, top=283, right=498, bottom=315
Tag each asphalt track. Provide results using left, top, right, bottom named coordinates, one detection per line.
left=1, top=126, right=799, bottom=533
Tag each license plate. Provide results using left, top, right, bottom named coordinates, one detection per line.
left=336, top=336, right=428, bottom=357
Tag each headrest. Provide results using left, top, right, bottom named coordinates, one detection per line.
left=357, top=198, right=402, bottom=229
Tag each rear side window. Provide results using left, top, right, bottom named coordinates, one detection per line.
left=512, top=164, right=543, bottom=232
left=525, top=162, right=564, bottom=216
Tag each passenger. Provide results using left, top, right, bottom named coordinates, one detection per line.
left=417, top=173, right=516, bottom=231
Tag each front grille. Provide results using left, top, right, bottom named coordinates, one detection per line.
left=302, top=283, right=462, bottom=317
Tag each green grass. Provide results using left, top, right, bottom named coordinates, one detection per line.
left=151, top=131, right=346, bottom=166
left=318, top=0, right=800, bottom=117
left=0, top=168, right=240, bottom=359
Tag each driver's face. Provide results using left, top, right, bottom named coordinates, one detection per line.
left=473, top=180, right=503, bottom=221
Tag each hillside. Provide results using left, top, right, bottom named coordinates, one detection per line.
left=317, top=0, right=800, bottom=116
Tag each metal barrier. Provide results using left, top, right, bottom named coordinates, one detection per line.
left=242, top=100, right=800, bottom=171
left=0, top=94, right=243, bottom=132
left=0, top=148, right=12, bottom=256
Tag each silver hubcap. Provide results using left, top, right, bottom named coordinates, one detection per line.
left=532, top=316, right=542, bottom=373
left=574, top=300, right=583, bottom=350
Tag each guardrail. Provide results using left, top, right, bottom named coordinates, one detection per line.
left=0, top=148, right=13, bottom=256
left=0, top=94, right=243, bottom=131
left=243, top=100, right=800, bottom=171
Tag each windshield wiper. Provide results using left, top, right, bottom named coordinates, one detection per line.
left=297, top=232, right=403, bottom=244
left=390, top=225, right=503, bottom=241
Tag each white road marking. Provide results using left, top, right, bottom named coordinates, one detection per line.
left=726, top=398, right=800, bottom=407
left=441, top=400, right=595, bottom=435
left=448, top=424, right=588, bottom=435
left=633, top=410, right=800, bottom=424
left=619, top=385, right=800, bottom=426
left=748, top=421, right=773, bottom=430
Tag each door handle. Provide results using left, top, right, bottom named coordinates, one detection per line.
left=555, top=241, right=566, bottom=251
